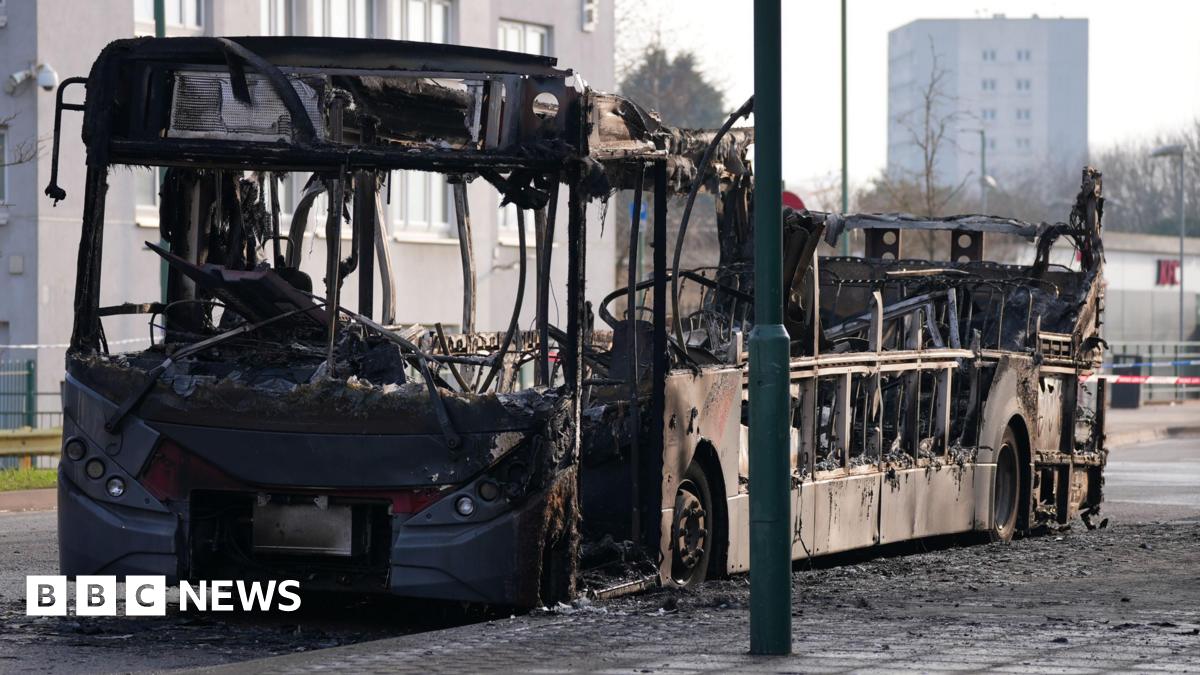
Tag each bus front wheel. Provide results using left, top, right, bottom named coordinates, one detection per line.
left=670, top=462, right=713, bottom=586
left=990, top=428, right=1020, bottom=543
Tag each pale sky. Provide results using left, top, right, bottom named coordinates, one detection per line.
left=621, top=0, right=1200, bottom=201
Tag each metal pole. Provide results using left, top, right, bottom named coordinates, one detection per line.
left=155, top=0, right=166, bottom=302
left=153, top=0, right=164, bottom=37
left=25, top=359, right=35, bottom=428
left=1180, top=153, right=1186, bottom=343
left=979, top=130, right=988, bottom=214
left=749, top=0, right=792, bottom=656
left=840, top=0, right=849, bottom=255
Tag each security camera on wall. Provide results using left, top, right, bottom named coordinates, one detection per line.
left=4, top=62, right=58, bottom=95
left=36, top=63, right=58, bottom=92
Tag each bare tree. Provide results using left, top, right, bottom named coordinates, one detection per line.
left=1092, top=119, right=1200, bottom=234
left=0, top=112, right=41, bottom=168
left=891, top=40, right=971, bottom=219
left=852, top=40, right=973, bottom=258
left=862, top=42, right=969, bottom=217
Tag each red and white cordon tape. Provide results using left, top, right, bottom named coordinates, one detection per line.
left=1081, top=373, right=1200, bottom=385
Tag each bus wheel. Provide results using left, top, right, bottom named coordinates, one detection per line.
left=671, top=463, right=712, bottom=586
left=990, top=428, right=1020, bottom=543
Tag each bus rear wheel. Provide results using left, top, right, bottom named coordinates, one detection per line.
left=990, top=428, right=1020, bottom=543
left=670, top=463, right=713, bottom=587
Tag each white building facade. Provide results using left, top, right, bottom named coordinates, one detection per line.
left=887, top=16, right=1088, bottom=195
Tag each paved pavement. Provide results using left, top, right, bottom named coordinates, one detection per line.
left=0, top=488, right=56, bottom=513
left=193, top=436, right=1200, bottom=675
left=1106, top=401, right=1200, bottom=447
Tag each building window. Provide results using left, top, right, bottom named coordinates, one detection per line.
left=581, top=0, right=599, bottom=32
left=498, top=19, right=551, bottom=56
left=988, top=137, right=997, bottom=151
left=981, top=108, right=996, bottom=121
left=260, top=0, right=293, bottom=36
left=497, top=19, right=551, bottom=231
left=982, top=48, right=996, bottom=61
left=1015, top=137, right=1031, bottom=151
left=981, top=78, right=996, bottom=92
left=1016, top=78, right=1032, bottom=92
left=135, top=0, right=202, bottom=27
left=1016, top=108, right=1031, bottom=121
left=312, top=0, right=375, bottom=38
left=390, top=171, right=450, bottom=235
left=391, top=0, right=451, bottom=43
left=1016, top=48, right=1031, bottom=62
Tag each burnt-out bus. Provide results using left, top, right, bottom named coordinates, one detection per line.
left=53, top=37, right=1106, bottom=608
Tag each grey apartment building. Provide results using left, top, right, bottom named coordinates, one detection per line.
left=0, top=0, right=615, bottom=425
left=887, top=15, right=1088, bottom=195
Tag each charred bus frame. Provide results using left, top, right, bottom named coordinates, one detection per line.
left=51, top=36, right=1107, bottom=608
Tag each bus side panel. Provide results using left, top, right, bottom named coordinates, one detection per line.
left=659, top=367, right=747, bottom=583
left=879, top=465, right=976, bottom=544
left=726, top=492, right=749, bottom=572
left=812, top=472, right=880, bottom=555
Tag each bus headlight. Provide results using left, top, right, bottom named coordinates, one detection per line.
left=85, top=459, right=105, bottom=480
left=105, top=477, right=126, bottom=498
left=64, top=438, right=86, bottom=461
left=455, top=495, right=476, bottom=517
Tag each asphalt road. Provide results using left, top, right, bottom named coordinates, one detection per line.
left=1, top=437, right=1197, bottom=673
left=1104, top=437, right=1200, bottom=523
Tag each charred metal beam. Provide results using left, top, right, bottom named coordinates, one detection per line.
left=269, top=172, right=283, bottom=267
left=323, top=97, right=347, bottom=372
left=69, top=166, right=110, bottom=353
left=626, top=162, right=646, bottom=544
left=354, top=120, right=378, bottom=318
left=323, top=174, right=344, bottom=373
left=452, top=180, right=476, bottom=335
left=480, top=208, right=527, bottom=392
left=669, top=96, right=754, bottom=360
left=648, top=160, right=669, bottom=546
left=537, top=179, right=560, bottom=386
left=353, top=169, right=377, bottom=319
left=373, top=190, right=396, bottom=324
left=565, top=182, right=586, bottom=392
left=285, top=174, right=324, bottom=268
left=533, top=205, right=548, bottom=385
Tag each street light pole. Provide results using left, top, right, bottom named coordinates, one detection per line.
left=978, top=129, right=987, bottom=214
left=840, top=0, right=849, bottom=255
left=749, top=0, right=792, bottom=656
left=962, top=128, right=989, bottom=213
left=1152, top=144, right=1187, bottom=342
left=1179, top=153, right=1186, bottom=343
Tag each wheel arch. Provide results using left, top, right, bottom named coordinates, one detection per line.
left=690, top=439, right=728, bottom=578
left=1005, top=413, right=1033, bottom=533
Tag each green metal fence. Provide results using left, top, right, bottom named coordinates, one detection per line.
left=0, top=359, right=36, bottom=429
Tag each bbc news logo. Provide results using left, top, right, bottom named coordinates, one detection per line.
left=26, top=576, right=301, bottom=616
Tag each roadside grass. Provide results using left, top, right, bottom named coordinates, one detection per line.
left=0, top=468, right=57, bottom=492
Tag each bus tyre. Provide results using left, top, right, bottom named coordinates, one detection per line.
left=990, top=428, right=1020, bottom=543
left=671, top=462, right=713, bottom=587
